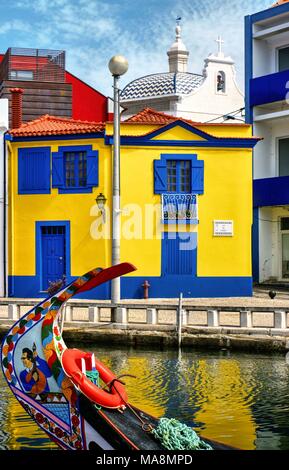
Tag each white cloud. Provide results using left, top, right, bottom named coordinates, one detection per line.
left=0, top=19, right=31, bottom=35
left=12, top=0, right=271, bottom=96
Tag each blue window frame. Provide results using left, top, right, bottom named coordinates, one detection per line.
left=52, top=145, right=98, bottom=193
left=154, top=154, right=203, bottom=225
left=18, top=147, right=51, bottom=194
left=154, top=154, right=204, bottom=195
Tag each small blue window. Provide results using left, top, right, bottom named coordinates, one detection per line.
left=167, top=160, right=191, bottom=193
left=18, top=147, right=51, bottom=194
left=154, top=154, right=204, bottom=195
left=52, top=145, right=98, bottom=193
left=64, top=151, right=87, bottom=188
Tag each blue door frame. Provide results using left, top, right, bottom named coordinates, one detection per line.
left=36, top=221, right=71, bottom=292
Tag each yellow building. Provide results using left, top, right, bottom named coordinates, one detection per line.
left=6, top=108, right=259, bottom=299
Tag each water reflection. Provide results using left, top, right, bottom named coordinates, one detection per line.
left=1, top=346, right=289, bottom=450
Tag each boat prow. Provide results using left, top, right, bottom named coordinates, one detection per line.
left=1, top=262, right=238, bottom=451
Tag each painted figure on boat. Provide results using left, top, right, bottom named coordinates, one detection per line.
left=20, top=343, right=52, bottom=394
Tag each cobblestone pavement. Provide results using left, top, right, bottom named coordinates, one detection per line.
left=2, top=286, right=289, bottom=307
left=2, top=286, right=289, bottom=328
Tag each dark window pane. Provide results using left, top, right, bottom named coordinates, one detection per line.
left=167, top=160, right=177, bottom=192
left=78, top=152, right=87, bottom=186
left=180, top=160, right=191, bottom=192
left=279, top=47, right=289, bottom=72
left=167, top=160, right=191, bottom=192
left=64, top=151, right=87, bottom=187
left=281, top=218, right=289, bottom=231
left=279, top=138, right=289, bottom=176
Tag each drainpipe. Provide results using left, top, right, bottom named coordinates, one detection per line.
left=0, top=99, right=8, bottom=298
left=5, top=89, right=23, bottom=297
left=5, top=138, right=12, bottom=297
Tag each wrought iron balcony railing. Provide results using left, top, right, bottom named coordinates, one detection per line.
left=161, top=194, right=198, bottom=223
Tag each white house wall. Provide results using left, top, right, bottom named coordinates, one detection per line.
left=253, top=15, right=289, bottom=78
left=254, top=117, right=289, bottom=180
left=254, top=122, right=274, bottom=179
left=259, top=206, right=289, bottom=282
left=253, top=39, right=275, bottom=78
left=176, top=60, right=244, bottom=122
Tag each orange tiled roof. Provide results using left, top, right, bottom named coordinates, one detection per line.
left=123, top=107, right=250, bottom=127
left=10, top=114, right=105, bottom=137
left=122, top=108, right=261, bottom=141
left=123, top=108, right=178, bottom=125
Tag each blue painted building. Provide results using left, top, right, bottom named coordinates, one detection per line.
left=246, top=1, right=289, bottom=283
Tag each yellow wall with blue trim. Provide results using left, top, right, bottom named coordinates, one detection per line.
left=9, top=122, right=254, bottom=293
left=10, top=138, right=112, bottom=277
left=120, top=145, right=252, bottom=278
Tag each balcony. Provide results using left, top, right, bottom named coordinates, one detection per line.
left=254, top=176, right=289, bottom=207
left=0, top=47, right=66, bottom=83
left=161, top=194, right=198, bottom=224
left=250, top=70, right=289, bottom=107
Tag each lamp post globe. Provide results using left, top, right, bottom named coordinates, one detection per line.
left=108, top=55, right=129, bottom=77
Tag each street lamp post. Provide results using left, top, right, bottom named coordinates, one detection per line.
left=108, top=55, right=128, bottom=305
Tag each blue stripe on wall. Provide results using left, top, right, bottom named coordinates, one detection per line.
left=9, top=275, right=110, bottom=300
left=250, top=70, right=289, bottom=107
left=9, top=275, right=252, bottom=299
left=254, top=176, right=289, bottom=207
left=250, top=2, right=289, bottom=23
left=252, top=208, right=259, bottom=283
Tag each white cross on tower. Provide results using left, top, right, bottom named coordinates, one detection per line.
left=215, top=35, right=224, bottom=55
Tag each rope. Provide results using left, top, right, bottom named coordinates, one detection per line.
left=86, top=370, right=103, bottom=410
left=152, top=418, right=212, bottom=451
left=87, top=371, right=212, bottom=450
left=85, top=370, right=100, bottom=387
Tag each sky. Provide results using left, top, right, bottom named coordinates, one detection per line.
left=0, top=0, right=272, bottom=97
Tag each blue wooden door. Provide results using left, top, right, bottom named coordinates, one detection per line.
left=41, top=226, right=65, bottom=290
left=163, top=233, right=194, bottom=275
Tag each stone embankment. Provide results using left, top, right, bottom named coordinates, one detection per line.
left=1, top=287, right=289, bottom=352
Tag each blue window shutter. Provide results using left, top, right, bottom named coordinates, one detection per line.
left=87, top=150, right=99, bottom=187
left=192, top=160, right=204, bottom=194
left=52, top=151, right=64, bottom=188
left=154, top=159, right=167, bottom=194
left=18, top=147, right=50, bottom=194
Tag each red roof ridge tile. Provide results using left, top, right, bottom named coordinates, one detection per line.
left=123, top=107, right=250, bottom=128
left=36, top=114, right=104, bottom=126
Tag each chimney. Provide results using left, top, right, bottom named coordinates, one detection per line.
left=10, top=88, right=24, bottom=129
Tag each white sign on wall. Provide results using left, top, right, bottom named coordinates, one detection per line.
left=214, top=220, right=234, bottom=237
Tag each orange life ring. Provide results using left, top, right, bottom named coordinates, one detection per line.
left=61, top=348, right=128, bottom=409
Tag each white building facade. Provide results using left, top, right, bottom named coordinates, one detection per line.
left=121, top=23, right=244, bottom=123
left=0, top=98, right=8, bottom=297
left=246, top=1, right=289, bottom=283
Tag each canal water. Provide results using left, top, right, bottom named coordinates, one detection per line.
left=1, top=345, right=289, bottom=450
